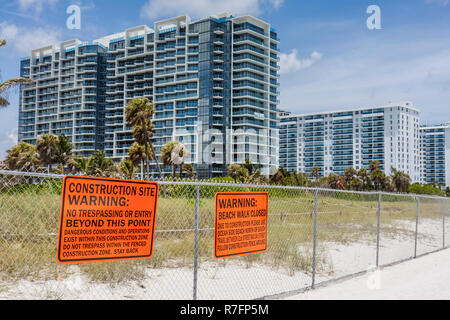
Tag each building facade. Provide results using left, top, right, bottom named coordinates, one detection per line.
left=18, top=13, right=280, bottom=178
left=419, top=123, right=450, bottom=187
left=279, top=102, right=421, bottom=182
left=19, top=42, right=108, bottom=157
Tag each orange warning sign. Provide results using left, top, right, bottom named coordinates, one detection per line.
left=57, top=175, right=159, bottom=264
left=214, top=192, right=268, bottom=259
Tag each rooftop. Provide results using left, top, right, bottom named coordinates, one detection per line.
left=279, top=102, right=419, bottom=119
left=20, top=12, right=275, bottom=60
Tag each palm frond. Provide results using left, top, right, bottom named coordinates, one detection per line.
left=0, top=40, right=6, bottom=48
left=0, top=77, right=34, bottom=94
left=0, top=96, right=9, bottom=107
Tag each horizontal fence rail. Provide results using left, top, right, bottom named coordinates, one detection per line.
left=0, top=169, right=449, bottom=300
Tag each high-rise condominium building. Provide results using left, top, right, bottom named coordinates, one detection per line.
left=419, top=123, right=450, bottom=187
left=18, top=13, right=280, bottom=178
left=279, top=102, right=421, bottom=182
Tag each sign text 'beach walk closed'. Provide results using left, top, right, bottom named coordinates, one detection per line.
left=57, top=176, right=159, bottom=264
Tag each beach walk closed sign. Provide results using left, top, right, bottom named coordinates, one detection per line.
left=214, top=192, right=268, bottom=259
left=57, top=176, right=159, bottom=264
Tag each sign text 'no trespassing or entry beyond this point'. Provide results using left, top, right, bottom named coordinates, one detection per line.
left=214, top=192, right=268, bottom=259
left=57, top=176, right=159, bottom=264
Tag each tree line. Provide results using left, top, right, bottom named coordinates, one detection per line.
left=2, top=98, right=195, bottom=180
left=269, top=163, right=448, bottom=196
left=1, top=94, right=448, bottom=197
left=227, top=159, right=448, bottom=196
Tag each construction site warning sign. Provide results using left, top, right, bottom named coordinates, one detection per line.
left=57, top=175, right=159, bottom=264
left=214, top=192, right=268, bottom=259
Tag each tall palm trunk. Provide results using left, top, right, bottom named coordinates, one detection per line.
left=149, top=143, right=162, bottom=179
left=141, top=118, right=150, bottom=180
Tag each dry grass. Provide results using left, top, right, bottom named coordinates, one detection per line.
left=0, top=180, right=448, bottom=283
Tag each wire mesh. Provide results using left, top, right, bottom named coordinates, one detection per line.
left=379, top=193, right=417, bottom=265
left=314, top=189, right=379, bottom=284
left=445, top=198, right=450, bottom=248
left=195, top=184, right=315, bottom=300
left=0, top=168, right=448, bottom=300
left=416, top=195, right=445, bottom=256
left=0, top=170, right=197, bottom=299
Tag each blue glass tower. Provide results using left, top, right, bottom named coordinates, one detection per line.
left=18, top=13, right=280, bottom=178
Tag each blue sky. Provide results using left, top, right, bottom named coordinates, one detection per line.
left=0, top=0, right=449, bottom=159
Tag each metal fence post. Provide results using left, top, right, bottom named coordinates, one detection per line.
left=442, top=198, right=446, bottom=249
left=376, top=192, right=381, bottom=267
left=193, top=185, right=200, bottom=300
left=414, top=196, right=420, bottom=258
left=311, top=188, right=318, bottom=289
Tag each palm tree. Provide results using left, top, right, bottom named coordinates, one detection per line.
left=68, top=157, right=90, bottom=175
left=344, top=167, right=357, bottom=188
left=125, top=98, right=161, bottom=179
left=130, top=120, right=161, bottom=177
left=36, top=134, right=59, bottom=172
left=238, top=166, right=252, bottom=183
left=384, top=175, right=395, bottom=192
left=242, top=158, right=260, bottom=176
left=176, top=143, right=190, bottom=177
left=310, top=166, right=321, bottom=180
left=129, top=142, right=153, bottom=178
left=5, top=142, right=40, bottom=171
left=87, top=150, right=116, bottom=177
left=182, top=163, right=196, bottom=180
left=161, top=141, right=181, bottom=178
left=54, top=135, right=73, bottom=172
left=0, top=40, right=35, bottom=107
left=269, top=168, right=287, bottom=185
left=327, top=173, right=344, bottom=189
left=350, top=177, right=364, bottom=191
left=357, top=168, right=371, bottom=190
left=369, top=160, right=380, bottom=173
left=119, top=158, right=138, bottom=180
left=163, top=141, right=190, bottom=177
left=370, top=168, right=386, bottom=191
left=5, top=142, right=29, bottom=170
left=237, top=159, right=262, bottom=184
left=227, top=163, right=242, bottom=183
left=290, top=172, right=309, bottom=187
left=391, top=167, right=411, bottom=193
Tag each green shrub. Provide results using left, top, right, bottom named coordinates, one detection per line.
left=408, top=183, right=445, bottom=196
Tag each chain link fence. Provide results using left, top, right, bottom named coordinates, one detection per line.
left=0, top=169, right=449, bottom=300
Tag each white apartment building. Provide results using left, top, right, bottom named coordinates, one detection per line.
left=279, top=102, right=421, bottom=182
left=420, top=122, right=450, bottom=187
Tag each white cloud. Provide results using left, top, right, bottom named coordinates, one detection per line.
left=279, top=49, right=323, bottom=75
left=69, top=0, right=96, bottom=11
left=16, top=0, right=59, bottom=14
left=269, top=0, right=284, bottom=9
left=0, top=126, right=18, bottom=160
left=140, top=0, right=283, bottom=20
left=7, top=128, right=18, bottom=145
left=279, top=37, right=450, bottom=125
left=0, top=22, right=61, bottom=56
left=424, top=0, right=449, bottom=6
